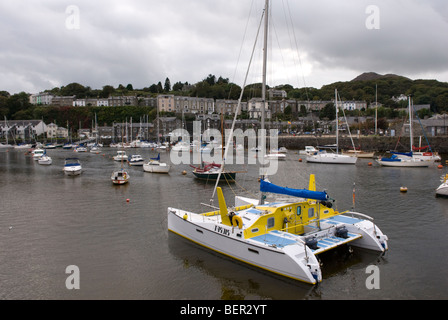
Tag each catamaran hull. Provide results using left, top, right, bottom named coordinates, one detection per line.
left=436, top=183, right=448, bottom=197
left=167, top=208, right=322, bottom=284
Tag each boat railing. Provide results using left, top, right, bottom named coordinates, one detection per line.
left=346, top=211, right=374, bottom=222
left=278, top=210, right=368, bottom=235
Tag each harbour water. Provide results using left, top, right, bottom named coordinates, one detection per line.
left=1, top=147, right=447, bottom=300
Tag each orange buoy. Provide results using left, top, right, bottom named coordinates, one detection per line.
left=299, top=158, right=302, bottom=162
left=126, top=199, right=130, bottom=202
left=438, top=164, right=443, bottom=169
left=368, top=162, right=373, bottom=166
left=400, top=187, right=408, bottom=193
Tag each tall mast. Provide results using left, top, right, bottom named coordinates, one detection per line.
left=259, top=0, right=269, bottom=204
left=335, top=89, right=339, bottom=154
left=261, top=0, right=268, bottom=134
left=409, top=96, right=413, bottom=153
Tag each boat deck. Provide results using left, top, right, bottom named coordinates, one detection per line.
left=312, top=233, right=362, bottom=254
left=249, top=224, right=362, bottom=254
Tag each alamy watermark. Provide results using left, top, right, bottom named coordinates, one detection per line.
left=65, top=265, right=80, bottom=290
left=365, top=265, right=380, bottom=290
left=169, top=121, right=279, bottom=176
left=365, top=5, right=380, bottom=30
left=65, top=5, right=80, bottom=30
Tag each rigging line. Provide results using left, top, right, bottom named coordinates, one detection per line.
left=337, top=91, right=356, bottom=151
left=285, top=0, right=310, bottom=102
left=228, top=0, right=256, bottom=100
left=210, top=6, right=266, bottom=201
left=411, top=101, right=433, bottom=152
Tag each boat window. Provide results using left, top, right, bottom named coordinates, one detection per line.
left=308, top=208, right=314, bottom=218
left=251, top=228, right=259, bottom=233
left=267, top=217, right=275, bottom=229
left=296, top=206, right=301, bottom=216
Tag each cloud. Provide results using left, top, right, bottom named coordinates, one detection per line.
left=0, top=0, right=447, bottom=95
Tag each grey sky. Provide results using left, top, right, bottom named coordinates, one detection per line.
left=1, top=0, right=447, bottom=95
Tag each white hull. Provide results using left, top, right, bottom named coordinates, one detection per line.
left=111, top=171, right=129, bottom=185
left=436, top=180, right=448, bottom=197
left=265, top=153, right=286, bottom=160
left=129, top=161, right=144, bottom=166
left=376, top=158, right=429, bottom=167
left=143, top=162, right=170, bottom=173
left=306, top=153, right=357, bottom=164
left=168, top=206, right=387, bottom=285
left=63, top=167, right=82, bottom=176
left=168, top=209, right=321, bottom=284
left=38, top=156, right=52, bottom=165
left=299, top=146, right=317, bottom=156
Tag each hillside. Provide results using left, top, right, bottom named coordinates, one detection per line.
left=351, top=72, right=411, bottom=82
left=311, top=72, right=448, bottom=112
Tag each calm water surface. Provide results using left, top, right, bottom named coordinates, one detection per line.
left=1, top=147, right=447, bottom=300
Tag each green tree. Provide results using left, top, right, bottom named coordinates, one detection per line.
left=101, top=85, right=115, bottom=98
left=319, top=103, right=335, bottom=120
left=164, top=78, right=171, bottom=92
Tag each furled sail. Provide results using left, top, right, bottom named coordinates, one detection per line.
left=260, top=179, right=329, bottom=201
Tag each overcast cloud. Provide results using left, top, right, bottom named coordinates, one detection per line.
left=1, top=0, right=447, bottom=94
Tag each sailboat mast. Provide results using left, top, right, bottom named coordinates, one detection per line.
left=261, top=0, right=269, bottom=134
left=259, top=0, right=269, bottom=205
left=335, top=89, right=339, bottom=154
left=409, top=96, right=413, bottom=152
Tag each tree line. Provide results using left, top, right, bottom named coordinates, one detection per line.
left=1, top=73, right=447, bottom=129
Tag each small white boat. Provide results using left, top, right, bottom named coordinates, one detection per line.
left=376, top=152, right=430, bottom=167
left=299, top=146, right=317, bottom=156
left=436, top=174, right=448, bottom=197
left=38, top=154, right=52, bottom=165
left=113, top=150, right=128, bottom=162
left=265, top=152, right=286, bottom=161
left=271, top=147, right=288, bottom=153
left=171, top=142, right=190, bottom=152
left=32, top=148, right=45, bottom=160
left=63, top=158, right=82, bottom=176
left=143, top=153, right=170, bottom=173
left=89, top=145, right=101, bottom=154
left=111, top=168, right=129, bottom=185
left=128, top=154, right=144, bottom=166
left=306, top=150, right=357, bottom=164
left=62, top=143, right=74, bottom=150
left=14, top=143, right=33, bottom=149
left=74, top=145, right=87, bottom=152
left=43, top=143, right=57, bottom=149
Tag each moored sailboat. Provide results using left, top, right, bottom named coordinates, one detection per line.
left=143, top=153, right=170, bottom=173
left=306, top=90, right=357, bottom=165
left=377, top=96, right=430, bottom=167
left=167, top=0, right=387, bottom=285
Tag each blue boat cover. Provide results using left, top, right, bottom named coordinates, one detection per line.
left=391, top=151, right=412, bottom=157
left=380, top=154, right=401, bottom=162
left=151, top=153, right=160, bottom=161
left=260, top=179, right=329, bottom=201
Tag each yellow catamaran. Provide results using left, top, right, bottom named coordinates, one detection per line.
left=167, top=0, right=388, bottom=284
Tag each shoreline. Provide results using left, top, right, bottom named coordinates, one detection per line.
left=277, top=135, right=448, bottom=154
